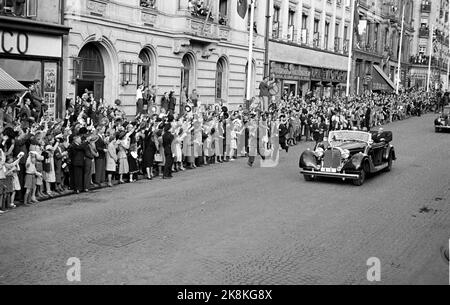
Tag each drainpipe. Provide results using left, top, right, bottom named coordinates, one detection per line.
left=264, top=0, right=271, bottom=78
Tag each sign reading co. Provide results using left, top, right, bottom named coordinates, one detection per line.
left=1, top=30, right=29, bottom=55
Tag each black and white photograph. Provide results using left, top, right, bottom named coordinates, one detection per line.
left=0, top=0, right=450, bottom=291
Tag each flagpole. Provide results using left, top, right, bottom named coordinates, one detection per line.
left=246, top=0, right=255, bottom=100
left=427, top=24, right=434, bottom=93
left=396, top=4, right=405, bottom=95
left=447, top=0, right=450, bottom=91
left=346, top=0, right=356, bottom=97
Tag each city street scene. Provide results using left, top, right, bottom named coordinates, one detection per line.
left=0, top=0, right=450, bottom=288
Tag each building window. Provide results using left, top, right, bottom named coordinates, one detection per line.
left=272, top=6, right=280, bottom=38
left=313, top=19, right=320, bottom=48
left=181, top=53, right=196, bottom=96
left=138, top=48, right=156, bottom=88
left=288, top=9, right=295, bottom=41
left=374, top=23, right=379, bottom=51
left=219, top=0, right=228, bottom=25
left=324, top=22, right=330, bottom=49
left=0, top=0, right=37, bottom=17
left=216, top=57, right=228, bottom=100
left=140, top=0, right=156, bottom=9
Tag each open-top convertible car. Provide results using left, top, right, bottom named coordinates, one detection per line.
left=435, top=105, right=450, bottom=132
left=299, top=130, right=396, bottom=186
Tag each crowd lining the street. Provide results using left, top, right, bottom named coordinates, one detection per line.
left=0, top=80, right=448, bottom=214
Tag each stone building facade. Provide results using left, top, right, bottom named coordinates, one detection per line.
left=63, top=0, right=266, bottom=115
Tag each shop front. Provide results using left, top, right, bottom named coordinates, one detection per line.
left=270, top=61, right=311, bottom=99
left=0, top=17, right=69, bottom=118
left=310, top=67, right=348, bottom=98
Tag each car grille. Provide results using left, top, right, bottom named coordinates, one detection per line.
left=323, top=149, right=342, bottom=168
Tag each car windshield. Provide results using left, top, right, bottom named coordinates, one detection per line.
left=328, top=131, right=371, bottom=146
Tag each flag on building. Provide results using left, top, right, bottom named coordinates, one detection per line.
left=353, top=0, right=362, bottom=49
left=237, top=0, right=248, bottom=19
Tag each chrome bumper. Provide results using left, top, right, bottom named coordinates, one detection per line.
left=436, top=125, right=450, bottom=129
left=301, top=169, right=360, bottom=180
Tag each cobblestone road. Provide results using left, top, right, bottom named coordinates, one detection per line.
left=0, top=114, right=449, bottom=285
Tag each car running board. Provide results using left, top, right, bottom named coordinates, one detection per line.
left=372, top=163, right=389, bottom=172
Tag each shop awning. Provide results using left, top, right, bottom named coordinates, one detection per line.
left=0, top=67, right=27, bottom=92
left=372, top=65, right=395, bottom=92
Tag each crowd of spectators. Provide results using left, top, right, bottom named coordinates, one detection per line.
left=0, top=84, right=446, bottom=215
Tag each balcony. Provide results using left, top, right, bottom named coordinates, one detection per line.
left=419, top=27, right=430, bottom=38
left=420, top=3, right=431, bottom=13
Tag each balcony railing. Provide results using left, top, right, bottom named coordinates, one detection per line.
left=410, top=54, right=447, bottom=69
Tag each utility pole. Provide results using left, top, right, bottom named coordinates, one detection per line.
left=427, top=25, right=434, bottom=93
left=396, top=3, right=405, bottom=94
left=246, top=0, right=255, bottom=100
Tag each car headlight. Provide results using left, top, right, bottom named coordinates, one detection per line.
left=315, top=147, right=324, bottom=158
left=341, top=149, right=350, bottom=160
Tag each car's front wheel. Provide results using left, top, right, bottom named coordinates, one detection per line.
left=353, top=169, right=366, bottom=186
left=435, top=127, right=441, bottom=133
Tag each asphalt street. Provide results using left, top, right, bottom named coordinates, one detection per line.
left=0, top=113, right=449, bottom=285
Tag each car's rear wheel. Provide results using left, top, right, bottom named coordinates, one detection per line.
left=304, top=174, right=315, bottom=182
left=353, top=169, right=366, bottom=186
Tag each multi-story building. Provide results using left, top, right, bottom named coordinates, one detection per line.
left=0, top=0, right=70, bottom=117
left=267, top=0, right=352, bottom=98
left=63, top=0, right=266, bottom=115
left=410, top=0, right=449, bottom=90
left=352, top=0, right=414, bottom=94
left=266, top=0, right=414, bottom=98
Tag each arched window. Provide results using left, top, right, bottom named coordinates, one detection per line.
left=216, top=57, right=228, bottom=100
left=181, top=53, right=196, bottom=95
left=138, top=48, right=156, bottom=88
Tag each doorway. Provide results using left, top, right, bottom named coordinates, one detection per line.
left=283, top=80, right=298, bottom=97
left=76, top=43, right=105, bottom=101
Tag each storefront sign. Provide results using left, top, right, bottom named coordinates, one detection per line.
left=311, top=67, right=347, bottom=82
left=44, top=62, right=58, bottom=119
left=0, top=30, right=62, bottom=58
left=270, top=62, right=311, bottom=81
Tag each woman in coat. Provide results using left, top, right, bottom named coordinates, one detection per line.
left=116, top=132, right=130, bottom=184
left=142, top=125, right=157, bottom=180
left=94, top=126, right=107, bottom=185
left=106, top=134, right=118, bottom=187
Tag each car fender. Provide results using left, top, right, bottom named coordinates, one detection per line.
left=343, top=152, right=368, bottom=171
left=299, top=150, right=319, bottom=169
left=384, top=145, right=396, bottom=161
